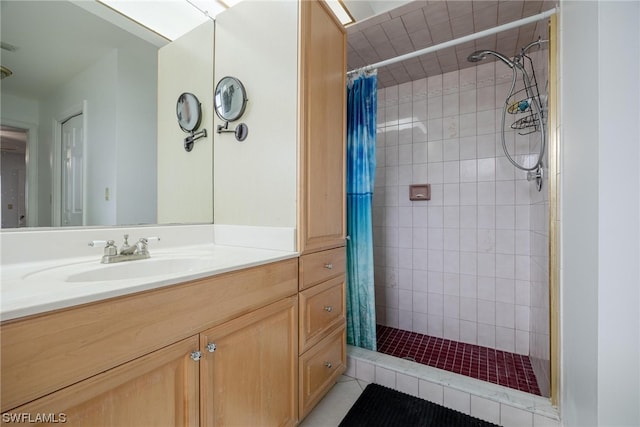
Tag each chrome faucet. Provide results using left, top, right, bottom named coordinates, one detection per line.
left=89, top=235, right=160, bottom=264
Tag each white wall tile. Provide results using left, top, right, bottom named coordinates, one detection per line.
left=496, top=326, right=515, bottom=352
left=375, top=366, right=397, bottom=389
left=471, top=395, right=501, bottom=424
left=459, top=135, right=477, bottom=159
left=458, top=90, right=476, bottom=114
left=396, top=373, right=420, bottom=398
left=477, top=299, right=496, bottom=325
left=419, top=380, right=444, bottom=404
left=356, top=360, right=375, bottom=382
left=533, top=414, right=560, bottom=427
left=477, top=323, right=496, bottom=348
left=477, top=134, right=496, bottom=158
left=496, top=302, right=515, bottom=328
left=460, top=183, right=478, bottom=206
left=459, top=320, right=477, bottom=344
left=477, top=85, right=496, bottom=111
left=478, top=276, right=496, bottom=300
left=478, top=181, right=496, bottom=205
left=428, top=118, right=444, bottom=141
left=428, top=95, right=443, bottom=119
left=477, top=206, right=495, bottom=229
left=515, top=329, right=530, bottom=355
left=460, top=297, right=478, bottom=322
left=496, top=206, right=515, bottom=229
left=443, top=388, right=471, bottom=415
left=501, top=404, right=534, bottom=427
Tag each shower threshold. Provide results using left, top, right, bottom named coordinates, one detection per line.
left=376, top=325, right=542, bottom=396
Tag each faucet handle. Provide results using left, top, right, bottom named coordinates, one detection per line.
left=136, top=236, right=160, bottom=255
left=89, top=240, right=117, bottom=256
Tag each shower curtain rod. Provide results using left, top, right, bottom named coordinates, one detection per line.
left=347, top=7, right=557, bottom=75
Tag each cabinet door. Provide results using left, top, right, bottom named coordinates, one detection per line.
left=3, top=336, right=199, bottom=426
left=298, top=0, right=347, bottom=254
left=200, top=296, right=298, bottom=427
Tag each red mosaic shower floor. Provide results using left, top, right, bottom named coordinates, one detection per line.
left=376, top=325, right=541, bottom=396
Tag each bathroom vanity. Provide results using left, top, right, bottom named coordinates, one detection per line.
left=1, top=240, right=346, bottom=426
left=1, top=256, right=301, bottom=426
left=1, top=0, right=346, bottom=424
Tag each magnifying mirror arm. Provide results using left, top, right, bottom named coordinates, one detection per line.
left=184, top=129, right=207, bottom=152
left=217, top=121, right=232, bottom=133
left=217, top=121, right=249, bottom=142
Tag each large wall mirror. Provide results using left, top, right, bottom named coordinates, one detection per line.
left=0, top=0, right=205, bottom=229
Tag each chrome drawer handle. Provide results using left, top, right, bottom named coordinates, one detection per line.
left=324, top=263, right=333, bottom=270
left=206, top=343, right=217, bottom=353
left=324, top=305, right=333, bottom=312
left=190, top=351, right=202, bottom=361
left=324, top=361, right=333, bottom=369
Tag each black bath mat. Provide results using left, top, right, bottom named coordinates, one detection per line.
left=338, top=383, right=499, bottom=427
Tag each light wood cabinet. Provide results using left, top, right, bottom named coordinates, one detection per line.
left=200, top=297, right=298, bottom=427
left=299, top=275, right=345, bottom=354
left=298, top=325, right=346, bottom=418
left=1, top=259, right=298, bottom=426
left=298, top=0, right=347, bottom=255
left=296, top=1, right=348, bottom=421
left=297, top=251, right=347, bottom=420
left=4, top=336, right=200, bottom=427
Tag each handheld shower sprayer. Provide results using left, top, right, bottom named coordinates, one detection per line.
left=466, top=50, right=516, bottom=68
left=466, top=40, right=548, bottom=183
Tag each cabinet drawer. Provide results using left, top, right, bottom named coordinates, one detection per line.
left=299, top=276, right=345, bottom=353
left=299, top=247, right=345, bottom=290
left=298, top=325, right=346, bottom=419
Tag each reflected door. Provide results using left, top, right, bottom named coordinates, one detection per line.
left=61, top=114, right=84, bottom=226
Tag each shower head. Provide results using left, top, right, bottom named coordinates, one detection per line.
left=467, top=50, right=515, bottom=68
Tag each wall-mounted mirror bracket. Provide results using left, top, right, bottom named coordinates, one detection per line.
left=184, top=129, right=207, bottom=152
left=217, top=121, right=248, bottom=142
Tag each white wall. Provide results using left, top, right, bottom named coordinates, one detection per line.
left=115, top=38, right=158, bottom=225
left=41, top=50, right=119, bottom=226
left=560, top=1, right=640, bottom=426
left=595, top=1, right=640, bottom=425
left=39, top=41, right=157, bottom=227
left=157, top=21, right=214, bottom=224
left=213, top=1, right=298, bottom=228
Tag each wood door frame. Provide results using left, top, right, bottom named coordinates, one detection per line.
left=52, top=101, right=88, bottom=226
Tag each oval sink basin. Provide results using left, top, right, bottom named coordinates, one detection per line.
left=66, top=257, right=214, bottom=282
left=22, top=255, right=216, bottom=283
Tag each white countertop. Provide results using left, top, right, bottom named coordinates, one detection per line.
left=1, top=225, right=298, bottom=321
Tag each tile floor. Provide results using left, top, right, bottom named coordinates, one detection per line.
left=298, top=376, right=365, bottom=427
left=377, top=325, right=542, bottom=395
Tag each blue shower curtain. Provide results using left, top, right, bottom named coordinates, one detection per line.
left=346, top=70, right=377, bottom=351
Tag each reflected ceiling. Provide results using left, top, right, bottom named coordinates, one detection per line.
left=345, top=0, right=556, bottom=88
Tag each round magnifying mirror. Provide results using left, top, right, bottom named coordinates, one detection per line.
left=176, top=92, right=202, bottom=133
left=214, top=76, right=247, bottom=122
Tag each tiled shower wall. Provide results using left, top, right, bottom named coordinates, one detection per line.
left=372, top=52, right=549, bottom=390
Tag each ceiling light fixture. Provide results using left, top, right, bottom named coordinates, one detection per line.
left=325, top=0, right=354, bottom=26
left=97, top=0, right=229, bottom=41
